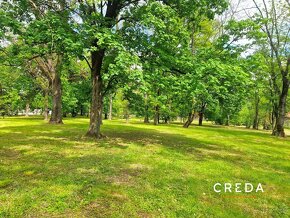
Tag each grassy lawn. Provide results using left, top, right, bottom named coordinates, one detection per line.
left=0, top=117, right=289, bottom=217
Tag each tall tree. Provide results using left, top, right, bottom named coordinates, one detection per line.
left=252, top=0, right=290, bottom=136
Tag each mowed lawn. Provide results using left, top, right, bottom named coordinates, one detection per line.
left=0, top=117, right=289, bottom=217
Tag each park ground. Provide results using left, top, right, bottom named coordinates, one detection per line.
left=0, top=117, right=289, bottom=217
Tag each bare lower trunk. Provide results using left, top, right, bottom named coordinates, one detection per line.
left=198, top=104, right=206, bottom=126
left=183, top=112, right=194, bottom=128
left=198, top=112, right=203, bottom=126
left=272, top=72, right=289, bottom=137
left=225, top=114, right=230, bottom=126
left=154, top=105, right=159, bottom=125
left=272, top=56, right=289, bottom=137
left=109, top=94, right=113, bottom=120
left=253, top=95, right=260, bottom=129
left=86, top=50, right=105, bottom=138
left=25, top=103, right=29, bottom=117
left=49, top=71, right=63, bottom=124
left=43, top=90, right=49, bottom=121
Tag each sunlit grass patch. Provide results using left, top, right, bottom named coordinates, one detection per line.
left=0, top=117, right=289, bottom=217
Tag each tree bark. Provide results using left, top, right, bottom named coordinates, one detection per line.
left=49, top=70, right=63, bottom=124
left=198, top=112, right=203, bottom=126
left=86, top=49, right=105, bottom=138
left=272, top=57, right=290, bottom=137
left=198, top=103, right=206, bottom=126
left=183, top=112, right=194, bottom=128
left=154, top=105, right=159, bottom=125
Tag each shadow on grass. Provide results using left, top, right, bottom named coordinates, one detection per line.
left=0, top=119, right=289, bottom=217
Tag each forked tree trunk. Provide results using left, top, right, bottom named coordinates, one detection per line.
left=86, top=49, right=105, bottom=138
left=43, top=90, right=49, bottom=121
left=49, top=71, right=63, bottom=124
left=183, top=112, right=194, bottom=128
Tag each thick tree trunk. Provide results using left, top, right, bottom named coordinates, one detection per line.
left=272, top=56, right=290, bottom=137
left=183, top=112, right=194, bottom=128
left=43, top=90, right=49, bottom=121
left=108, top=94, right=113, bottom=120
left=154, top=105, right=159, bottom=125
left=86, top=50, right=105, bottom=138
left=49, top=71, right=63, bottom=124
left=198, top=112, right=203, bottom=126
left=25, top=103, right=30, bottom=117
left=272, top=71, right=289, bottom=137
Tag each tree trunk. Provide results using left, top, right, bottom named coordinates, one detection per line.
left=154, top=105, right=159, bottom=125
left=109, top=94, right=113, bottom=120
left=80, top=104, right=84, bottom=116
left=183, top=112, right=194, bottom=128
left=49, top=71, right=63, bottom=124
left=253, top=95, right=260, bottom=129
left=144, top=113, right=149, bottom=123
left=198, top=104, right=206, bottom=126
left=198, top=112, right=203, bottom=126
left=272, top=69, right=289, bottom=137
left=86, top=49, right=105, bottom=138
left=225, top=114, right=230, bottom=126
left=43, top=90, right=49, bottom=121
left=71, top=109, right=77, bottom=117
left=25, top=102, right=30, bottom=117
left=164, top=116, right=168, bottom=124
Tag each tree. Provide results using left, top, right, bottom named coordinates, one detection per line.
left=252, top=0, right=290, bottom=136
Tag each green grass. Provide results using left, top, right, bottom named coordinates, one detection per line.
left=0, top=117, right=289, bottom=217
